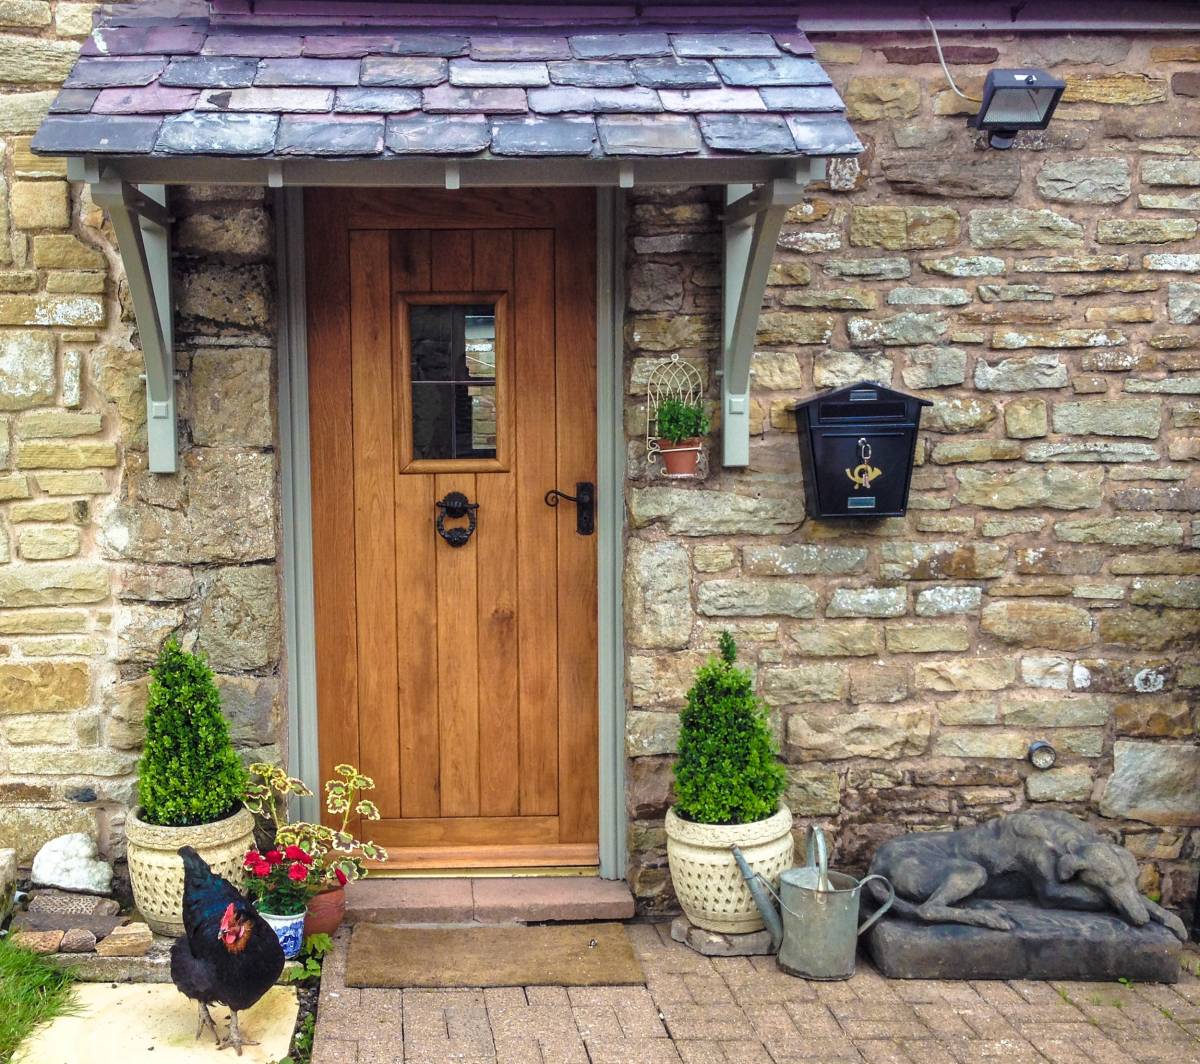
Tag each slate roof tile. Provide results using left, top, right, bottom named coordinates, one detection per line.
left=698, top=113, right=796, bottom=153
left=65, top=58, right=166, bottom=89
left=276, top=115, right=385, bottom=155
left=197, top=86, right=334, bottom=113
left=631, top=57, right=720, bottom=89
left=334, top=87, right=422, bottom=114
left=568, top=33, right=671, bottom=59
left=156, top=112, right=279, bottom=155
left=449, top=59, right=550, bottom=88
left=597, top=114, right=702, bottom=155
left=255, top=58, right=360, bottom=87
left=32, top=114, right=163, bottom=154
left=548, top=61, right=635, bottom=88
left=491, top=116, right=597, bottom=156
left=385, top=114, right=490, bottom=155
left=423, top=84, right=527, bottom=114
left=469, top=36, right=571, bottom=61
left=360, top=57, right=449, bottom=87
left=160, top=57, right=257, bottom=88
left=528, top=85, right=661, bottom=114
left=34, top=2, right=860, bottom=161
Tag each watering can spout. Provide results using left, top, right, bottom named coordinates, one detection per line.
left=730, top=844, right=783, bottom=950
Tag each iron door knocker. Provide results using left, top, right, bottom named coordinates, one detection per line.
left=436, top=491, right=478, bottom=547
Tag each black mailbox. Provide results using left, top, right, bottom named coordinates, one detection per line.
left=792, top=381, right=931, bottom=519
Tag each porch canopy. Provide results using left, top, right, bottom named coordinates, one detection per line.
left=32, top=0, right=862, bottom=469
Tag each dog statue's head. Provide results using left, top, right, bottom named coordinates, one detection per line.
left=1057, top=840, right=1148, bottom=926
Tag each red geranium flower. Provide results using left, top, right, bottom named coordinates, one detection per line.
left=265, top=849, right=283, bottom=865
left=253, top=860, right=272, bottom=877
left=287, top=862, right=308, bottom=883
left=334, top=868, right=348, bottom=886
left=243, top=850, right=261, bottom=868
left=283, top=845, right=306, bottom=862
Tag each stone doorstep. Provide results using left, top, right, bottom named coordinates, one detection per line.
left=345, top=876, right=636, bottom=926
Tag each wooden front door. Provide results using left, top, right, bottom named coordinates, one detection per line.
left=306, top=188, right=598, bottom=869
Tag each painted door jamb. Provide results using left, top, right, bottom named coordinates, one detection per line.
left=276, top=186, right=626, bottom=873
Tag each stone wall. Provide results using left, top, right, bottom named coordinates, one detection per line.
left=623, top=32, right=1200, bottom=918
left=0, top=4, right=284, bottom=861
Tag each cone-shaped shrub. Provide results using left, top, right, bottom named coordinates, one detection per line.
left=672, top=631, right=787, bottom=825
left=138, top=639, right=246, bottom=827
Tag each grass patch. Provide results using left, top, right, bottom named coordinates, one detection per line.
left=0, top=936, right=77, bottom=1063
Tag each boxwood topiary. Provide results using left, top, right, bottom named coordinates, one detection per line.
left=673, top=631, right=787, bottom=826
left=138, top=639, right=247, bottom=827
left=655, top=397, right=710, bottom=444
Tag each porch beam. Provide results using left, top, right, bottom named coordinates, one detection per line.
left=90, top=173, right=176, bottom=473
left=721, top=175, right=812, bottom=468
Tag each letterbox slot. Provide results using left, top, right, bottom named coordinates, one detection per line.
left=818, top=400, right=907, bottom=422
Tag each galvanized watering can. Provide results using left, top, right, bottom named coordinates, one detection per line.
left=731, top=825, right=894, bottom=980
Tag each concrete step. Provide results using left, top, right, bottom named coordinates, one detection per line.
left=345, top=877, right=635, bottom=926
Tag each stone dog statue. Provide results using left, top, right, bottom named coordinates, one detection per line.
left=866, top=811, right=1187, bottom=942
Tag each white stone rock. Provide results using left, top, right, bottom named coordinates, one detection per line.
left=0, top=847, right=16, bottom=923
left=31, top=832, right=113, bottom=894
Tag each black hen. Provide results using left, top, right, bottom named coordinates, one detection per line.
left=170, top=845, right=285, bottom=1055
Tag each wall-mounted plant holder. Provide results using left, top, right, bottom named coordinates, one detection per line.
left=645, top=354, right=707, bottom=479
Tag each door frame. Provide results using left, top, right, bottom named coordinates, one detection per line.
left=274, top=186, right=627, bottom=878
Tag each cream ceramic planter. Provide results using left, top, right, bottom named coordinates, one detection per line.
left=665, top=805, right=794, bottom=934
left=125, top=805, right=256, bottom=937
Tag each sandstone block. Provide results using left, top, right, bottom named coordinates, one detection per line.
left=933, top=729, right=1028, bottom=759
left=930, top=439, right=1022, bottom=464
left=0, top=562, right=108, bottom=607
left=900, top=346, right=965, bottom=389
left=885, top=622, right=970, bottom=653
left=750, top=351, right=803, bottom=390
left=0, top=330, right=55, bottom=410
left=629, top=487, right=802, bottom=536
left=1114, top=698, right=1195, bottom=739
left=955, top=466, right=1103, bottom=510
left=11, top=929, right=64, bottom=953
left=1063, top=73, right=1166, bottom=105
left=786, top=704, right=930, bottom=760
left=1130, top=576, right=1200, bottom=607
left=625, top=709, right=681, bottom=757
left=95, top=922, right=153, bottom=957
left=981, top=602, right=1094, bottom=650
left=17, top=526, right=81, bottom=560
left=691, top=544, right=736, bottom=572
left=762, top=663, right=846, bottom=704
left=847, top=312, right=946, bottom=347
left=18, top=411, right=101, bottom=438
left=923, top=397, right=998, bottom=433
left=0, top=90, right=56, bottom=134
left=914, top=658, right=1015, bottom=692
left=755, top=311, right=832, bottom=346
left=1097, top=608, right=1200, bottom=650
left=780, top=287, right=875, bottom=311
left=921, top=255, right=1005, bottom=278
left=742, top=544, right=867, bottom=577
left=848, top=206, right=959, bottom=251
left=1051, top=398, right=1161, bottom=438
left=788, top=620, right=882, bottom=657
left=1004, top=397, right=1048, bottom=439
left=785, top=767, right=841, bottom=817
left=178, top=261, right=273, bottom=335
left=849, top=664, right=908, bottom=704
left=198, top=564, right=281, bottom=670
left=1036, top=158, right=1130, bottom=205
left=881, top=153, right=1020, bottom=199
left=0, top=294, right=104, bottom=327
left=628, top=651, right=709, bottom=708
left=1054, top=515, right=1183, bottom=546
left=823, top=257, right=910, bottom=280
left=1026, top=766, right=1093, bottom=802
left=0, top=662, right=90, bottom=714
left=826, top=586, right=906, bottom=618
left=812, top=348, right=892, bottom=388
left=1168, top=282, right=1200, bottom=326
left=16, top=441, right=117, bottom=468
left=697, top=578, right=816, bottom=619
left=844, top=76, right=919, bottom=120
left=626, top=315, right=714, bottom=352
left=1100, top=741, right=1200, bottom=825
left=11, top=181, right=69, bottom=230
left=968, top=208, right=1083, bottom=250
left=880, top=542, right=1006, bottom=580
left=624, top=540, right=692, bottom=650
left=1096, top=218, right=1197, bottom=245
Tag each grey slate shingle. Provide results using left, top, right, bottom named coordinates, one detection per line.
left=32, top=1, right=861, bottom=162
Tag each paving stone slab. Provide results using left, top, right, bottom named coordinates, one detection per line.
left=867, top=901, right=1182, bottom=983
left=28, top=888, right=120, bottom=916
left=670, top=915, right=775, bottom=957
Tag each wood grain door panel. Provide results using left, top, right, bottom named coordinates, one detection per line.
left=307, top=189, right=598, bottom=870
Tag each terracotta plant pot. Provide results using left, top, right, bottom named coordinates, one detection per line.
left=658, top=437, right=702, bottom=477
left=304, top=885, right=346, bottom=937
left=125, top=804, right=257, bottom=937
left=665, top=804, right=794, bottom=934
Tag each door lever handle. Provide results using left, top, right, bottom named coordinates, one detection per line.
left=544, top=482, right=595, bottom=536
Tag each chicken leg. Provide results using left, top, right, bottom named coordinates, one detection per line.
left=195, top=1001, right=220, bottom=1044
left=220, top=1009, right=260, bottom=1057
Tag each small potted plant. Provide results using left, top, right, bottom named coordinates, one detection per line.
left=665, top=632, right=792, bottom=934
left=241, top=843, right=320, bottom=959
left=125, top=640, right=253, bottom=937
left=243, top=763, right=388, bottom=939
left=654, top=397, right=710, bottom=477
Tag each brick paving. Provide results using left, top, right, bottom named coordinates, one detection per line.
left=311, top=924, right=1200, bottom=1064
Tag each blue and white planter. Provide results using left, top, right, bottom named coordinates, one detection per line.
left=258, top=907, right=306, bottom=959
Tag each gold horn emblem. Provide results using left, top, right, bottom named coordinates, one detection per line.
left=845, top=437, right=882, bottom=490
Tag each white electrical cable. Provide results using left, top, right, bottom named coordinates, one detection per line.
left=926, top=16, right=970, bottom=99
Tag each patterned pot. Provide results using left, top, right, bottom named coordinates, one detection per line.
left=125, top=804, right=257, bottom=937
left=258, top=907, right=306, bottom=960
left=665, top=805, right=794, bottom=934
left=304, top=885, right=346, bottom=938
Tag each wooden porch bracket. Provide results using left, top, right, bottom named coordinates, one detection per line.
left=87, top=168, right=176, bottom=473
left=721, top=165, right=824, bottom=467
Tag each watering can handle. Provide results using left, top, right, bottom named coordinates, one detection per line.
left=856, top=875, right=895, bottom=936
left=804, top=824, right=829, bottom=883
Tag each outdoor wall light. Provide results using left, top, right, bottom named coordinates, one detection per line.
left=968, top=69, right=1066, bottom=149
left=1028, top=740, right=1058, bottom=771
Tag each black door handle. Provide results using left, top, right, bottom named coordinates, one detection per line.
left=544, top=482, right=595, bottom=536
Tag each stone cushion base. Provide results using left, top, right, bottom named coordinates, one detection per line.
left=866, top=900, right=1181, bottom=983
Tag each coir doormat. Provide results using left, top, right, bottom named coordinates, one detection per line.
left=344, top=921, right=645, bottom=988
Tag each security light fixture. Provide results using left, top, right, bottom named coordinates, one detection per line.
left=968, top=69, right=1066, bottom=149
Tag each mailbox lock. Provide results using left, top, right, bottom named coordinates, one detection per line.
left=847, top=437, right=882, bottom=491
